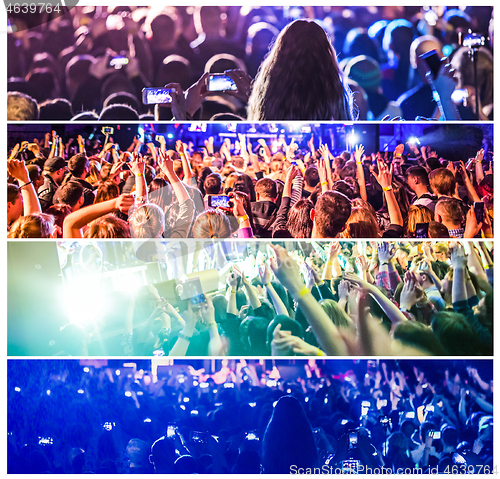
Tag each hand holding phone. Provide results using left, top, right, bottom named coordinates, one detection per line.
left=142, top=87, right=176, bottom=105
left=206, top=74, right=237, bottom=92
left=419, top=49, right=442, bottom=80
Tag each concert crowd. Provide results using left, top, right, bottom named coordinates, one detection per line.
left=6, top=128, right=494, bottom=240
left=7, top=359, right=493, bottom=474
left=7, top=6, right=493, bottom=121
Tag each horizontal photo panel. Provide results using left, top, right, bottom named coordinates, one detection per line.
left=7, top=239, right=493, bottom=357
left=7, top=122, right=493, bottom=239
left=7, top=6, right=493, bottom=121
left=7, top=358, right=493, bottom=474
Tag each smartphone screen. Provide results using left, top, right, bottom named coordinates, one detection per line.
left=415, top=222, right=429, bottom=239
left=419, top=49, right=442, bottom=80
left=208, top=195, right=231, bottom=208
left=142, top=88, right=175, bottom=105
left=474, top=202, right=484, bottom=224
left=109, top=56, right=129, bottom=69
left=207, top=74, right=237, bottom=92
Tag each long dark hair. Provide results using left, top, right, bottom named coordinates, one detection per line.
left=286, top=199, right=314, bottom=238
left=248, top=19, right=355, bottom=121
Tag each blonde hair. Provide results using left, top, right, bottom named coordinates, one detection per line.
left=85, top=214, right=130, bottom=238
left=128, top=203, right=165, bottom=238
left=192, top=210, right=231, bottom=238
left=406, top=205, right=433, bottom=237
left=8, top=213, right=54, bottom=238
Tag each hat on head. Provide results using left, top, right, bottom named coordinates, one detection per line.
left=344, top=55, right=382, bottom=92
left=44, top=156, right=66, bottom=172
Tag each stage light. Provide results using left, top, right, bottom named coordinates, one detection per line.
left=183, top=397, right=190, bottom=402
left=46, top=390, right=51, bottom=396
left=125, top=391, right=132, bottom=397
left=15, top=387, right=21, bottom=392
left=200, top=382, right=209, bottom=389
left=249, top=402, right=256, bottom=408
left=346, top=132, right=359, bottom=147
left=192, top=381, right=198, bottom=386
left=424, top=8, right=438, bottom=26
left=407, top=136, right=420, bottom=146
left=83, top=367, right=89, bottom=373
left=61, top=276, right=109, bottom=326
left=305, top=397, right=309, bottom=403
left=137, top=391, right=143, bottom=396
left=78, top=389, right=84, bottom=394
left=144, top=418, right=152, bottom=423
left=167, top=133, right=174, bottom=139
left=266, top=380, right=277, bottom=387
left=115, top=369, right=121, bottom=376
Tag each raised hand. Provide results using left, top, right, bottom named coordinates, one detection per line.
left=224, top=69, right=252, bottom=102
left=258, top=263, right=272, bottom=285
left=7, top=158, right=30, bottom=183
left=394, top=143, right=405, bottom=157
left=356, top=255, right=369, bottom=272
left=268, top=245, right=306, bottom=298
left=9, top=143, right=20, bottom=160
left=130, top=152, right=146, bottom=176
left=354, top=144, right=365, bottom=163
left=176, top=140, right=186, bottom=156
left=114, top=194, right=135, bottom=213
left=450, top=242, right=468, bottom=269
left=377, top=242, right=395, bottom=263
left=158, top=150, right=175, bottom=174
left=371, top=158, right=393, bottom=189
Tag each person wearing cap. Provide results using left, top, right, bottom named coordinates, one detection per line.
left=38, top=156, right=67, bottom=212
left=344, top=55, right=402, bottom=120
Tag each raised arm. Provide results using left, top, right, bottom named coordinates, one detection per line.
left=259, top=263, right=288, bottom=316
left=129, top=152, right=148, bottom=202
left=226, top=271, right=240, bottom=316
left=201, top=297, right=225, bottom=356
left=371, top=158, right=403, bottom=227
left=146, top=142, right=158, bottom=165
left=450, top=243, right=468, bottom=304
left=354, top=144, right=367, bottom=201
left=158, top=150, right=190, bottom=204
left=77, top=135, right=86, bottom=155
left=269, top=245, right=348, bottom=356
left=7, top=159, right=41, bottom=215
left=474, top=148, right=485, bottom=184
left=176, top=140, right=194, bottom=180
left=62, top=194, right=134, bottom=238
left=427, top=59, right=460, bottom=120
left=345, top=273, right=407, bottom=330
left=168, top=305, right=198, bottom=356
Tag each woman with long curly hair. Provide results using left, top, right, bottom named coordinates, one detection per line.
left=247, top=19, right=355, bottom=121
